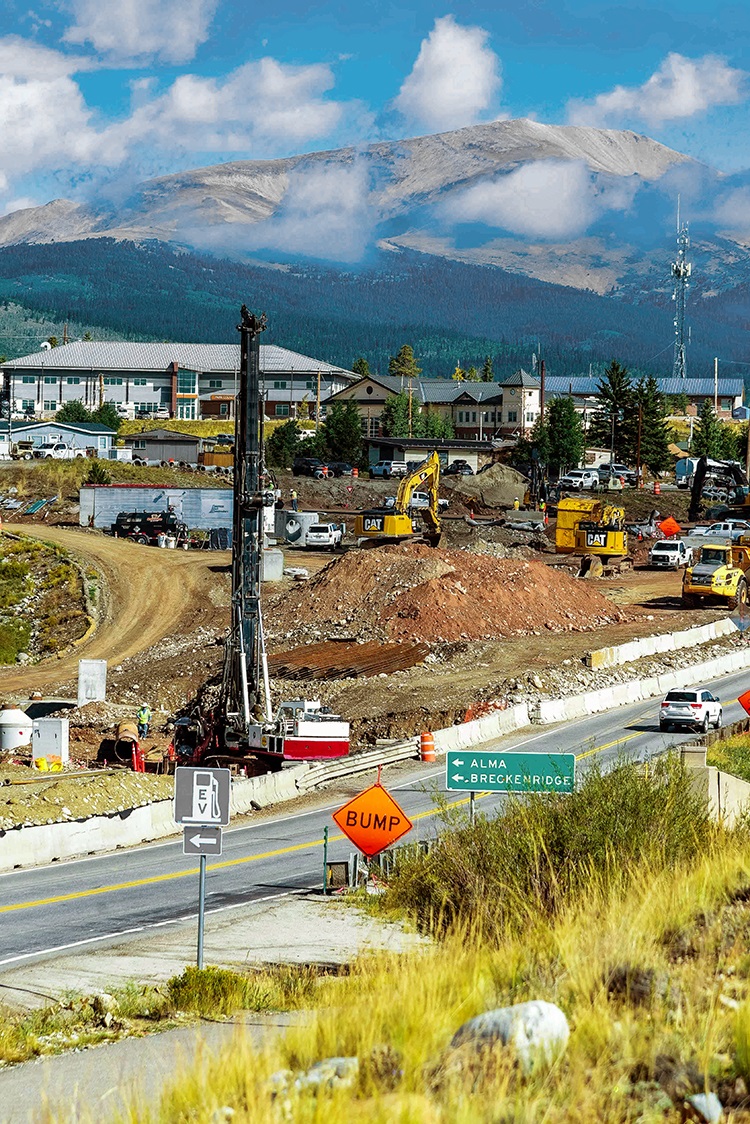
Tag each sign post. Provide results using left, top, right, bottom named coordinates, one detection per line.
left=174, top=767, right=231, bottom=969
left=446, top=750, right=576, bottom=797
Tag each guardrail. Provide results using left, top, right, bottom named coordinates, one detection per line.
left=298, top=738, right=420, bottom=791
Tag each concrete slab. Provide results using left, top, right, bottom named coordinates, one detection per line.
left=0, top=893, right=427, bottom=1008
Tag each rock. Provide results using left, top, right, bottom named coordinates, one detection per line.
left=687, top=1092, right=723, bottom=1122
left=450, top=1000, right=569, bottom=1071
left=606, top=964, right=672, bottom=1006
left=270, top=1056, right=359, bottom=1096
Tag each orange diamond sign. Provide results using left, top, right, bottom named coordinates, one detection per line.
left=332, top=782, right=413, bottom=859
left=739, top=690, right=750, bottom=716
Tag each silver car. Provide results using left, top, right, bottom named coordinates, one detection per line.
left=659, top=688, right=722, bottom=733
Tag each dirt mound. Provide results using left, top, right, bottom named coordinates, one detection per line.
left=443, top=463, right=529, bottom=511
left=267, top=542, right=626, bottom=646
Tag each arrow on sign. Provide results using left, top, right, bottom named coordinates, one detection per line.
left=452, top=774, right=466, bottom=782
left=453, top=759, right=464, bottom=766
left=188, top=833, right=215, bottom=847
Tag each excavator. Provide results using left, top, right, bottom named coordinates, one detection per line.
left=353, top=451, right=442, bottom=545
left=688, top=455, right=750, bottom=521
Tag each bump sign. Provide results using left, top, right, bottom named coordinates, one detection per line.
left=332, top=782, right=413, bottom=858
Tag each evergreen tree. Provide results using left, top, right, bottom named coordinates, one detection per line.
left=465, top=365, right=480, bottom=381
left=634, top=376, right=670, bottom=475
left=529, top=415, right=551, bottom=467
left=91, top=401, right=121, bottom=431
left=481, top=355, right=494, bottom=382
left=46, top=336, right=59, bottom=348
left=266, top=418, right=302, bottom=468
left=322, top=400, right=362, bottom=463
left=380, top=392, right=411, bottom=437
left=82, top=331, right=93, bottom=342
left=587, top=359, right=636, bottom=462
left=717, top=424, right=741, bottom=460
left=693, top=399, right=723, bottom=458
left=56, top=399, right=91, bottom=424
left=388, top=345, right=421, bottom=381
left=414, top=410, right=454, bottom=440
left=547, top=397, right=585, bottom=476
left=352, top=357, right=371, bottom=378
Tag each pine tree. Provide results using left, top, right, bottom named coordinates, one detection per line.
left=465, top=366, right=480, bottom=381
left=693, top=399, right=723, bottom=458
left=352, top=357, right=371, bottom=377
left=529, top=415, right=551, bottom=467
left=266, top=419, right=302, bottom=467
left=587, top=359, right=636, bottom=462
left=91, top=401, right=121, bottom=432
left=547, top=397, right=585, bottom=476
left=388, top=345, right=421, bottom=381
left=380, top=392, right=411, bottom=437
left=481, top=355, right=494, bottom=382
left=322, top=400, right=362, bottom=463
left=634, top=376, right=671, bottom=475
left=56, top=399, right=91, bottom=424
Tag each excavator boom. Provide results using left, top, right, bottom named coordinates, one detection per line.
left=354, top=451, right=442, bottom=544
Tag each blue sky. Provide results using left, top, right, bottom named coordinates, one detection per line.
left=2, top=0, right=749, bottom=215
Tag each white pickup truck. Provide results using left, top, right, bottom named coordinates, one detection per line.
left=33, top=442, right=85, bottom=460
left=648, top=540, right=694, bottom=569
left=305, top=522, right=344, bottom=550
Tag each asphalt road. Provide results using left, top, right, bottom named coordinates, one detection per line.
left=2, top=663, right=749, bottom=971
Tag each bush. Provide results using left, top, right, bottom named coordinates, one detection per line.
left=85, top=460, right=112, bottom=485
left=383, top=757, right=711, bottom=938
left=167, top=964, right=318, bottom=1017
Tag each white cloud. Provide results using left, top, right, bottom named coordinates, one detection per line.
left=568, top=53, right=746, bottom=127
left=440, top=160, right=631, bottom=239
left=63, top=0, right=219, bottom=64
left=714, top=187, right=750, bottom=233
left=394, top=15, right=501, bottom=132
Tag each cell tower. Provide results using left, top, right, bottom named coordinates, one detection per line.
left=671, top=200, right=691, bottom=380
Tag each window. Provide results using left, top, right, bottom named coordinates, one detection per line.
left=133, top=378, right=147, bottom=386
left=133, top=439, right=146, bottom=450
left=66, top=377, right=80, bottom=385
left=177, top=370, right=197, bottom=394
left=44, top=376, right=56, bottom=385
left=457, top=411, right=463, bottom=423
left=21, top=375, right=35, bottom=384
left=368, top=416, right=380, bottom=438
left=276, top=404, right=290, bottom=417
left=98, top=436, right=108, bottom=449
left=471, top=412, right=477, bottom=423
left=306, top=380, right=315, bottom=390
left=21, top=399, right=34, bottom=412
left=177, top=402, right=196, bottom=419
left=43, top=400, right=57, bottom=411
left=507, top=410, right=518, bottom=423
left=526, top=411, right=535, bottom=423
left=219, top=403, right=229, bottom=416
left=103, top=378, right=123, bottom=386
left=721, top=398, right=732, bottom=410
left=207, top=379, right=223, bottom=388
left=273, top=380, right=287, bottom=389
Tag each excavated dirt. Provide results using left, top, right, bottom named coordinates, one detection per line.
left=266, top=542, right=627, bottom=647
left=0, top=763, right=173, bottom=829
left=441, top=462, right=529, bottom=512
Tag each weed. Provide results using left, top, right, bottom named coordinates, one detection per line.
left=708, top=735, right=750, bottom=784
left=167, top=964, right=319, bottom=1018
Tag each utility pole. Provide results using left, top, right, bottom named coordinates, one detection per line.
left=714, top=357, right=719, bottom=414
left=315, top=369, right=321, bottom=431
left=540, top=359, right=546, bottom=421
left=408, top=378, right=413, bottom=438
left=636, top=402, right=643, bottom=488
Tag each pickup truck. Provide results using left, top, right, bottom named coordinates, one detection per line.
left=33, top=442, right=85, bottom=460
left=369, top=460, right=408, bottom=479
left=305, top=522, right=344, bottom=550
left=649, top=540, right=694, bottom=569
left=559, top=469, right=600, bottom=491
left=693, top=520, right=750, bottom=541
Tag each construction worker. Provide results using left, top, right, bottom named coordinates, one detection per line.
left=137, top=702, right=152, bottom=740
left=291, top=489, right=298, bottom=512
left=513, top=496, right=520, bottom=511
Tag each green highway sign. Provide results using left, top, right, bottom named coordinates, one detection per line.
left=446, top=750, right=576, bottom=794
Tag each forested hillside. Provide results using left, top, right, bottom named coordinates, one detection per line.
left=0, top=239, right=745, bottom=381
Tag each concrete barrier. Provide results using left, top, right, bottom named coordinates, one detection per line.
left=586, top=618, right=738, bottom=670
left=681, top=746, right=750, bottom=827
left=432, top=704, right=530, bottom=752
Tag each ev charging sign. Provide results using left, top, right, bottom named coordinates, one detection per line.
left=174, top=767, right=231, bottom=827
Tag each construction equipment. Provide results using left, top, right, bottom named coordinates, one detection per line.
left=682, top=541, right=750, bottom=608
left=192, top=306, right=349, bottom=771
left=688, top=456, right=749, bottom=521
left=353, top=451, right=442, bottom=545
left=555, top=497, right=627, bottom=560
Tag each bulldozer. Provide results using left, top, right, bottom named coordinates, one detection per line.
left=354, top=451, right=442, bottom=545
left=555, top=497, right=628, bottom=561
left=682, top=541, right=750, bottom=608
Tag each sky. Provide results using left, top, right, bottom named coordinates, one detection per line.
left=2, top=0, right=750, bottom=218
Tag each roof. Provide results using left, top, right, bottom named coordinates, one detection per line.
left=124, top=429, right=201, bottom=444
left=500, top=368, right=540, bottom=389
left=0, top=421, right=115, bottom=435
left=1, top=342, right=356, bottom=380
left=545, top=375, right=744, bottom=397
left=343, top=374, right=503, bottom=405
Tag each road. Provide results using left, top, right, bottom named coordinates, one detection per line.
left=0, top=525, right=230, bottom=694
left=1, top=662, right=749, bottom=970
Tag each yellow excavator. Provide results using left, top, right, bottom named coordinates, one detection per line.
left=354, top=451, right=442, bottom=546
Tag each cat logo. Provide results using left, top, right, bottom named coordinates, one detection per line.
left=586, top=531, right=607, bottom=548
left=364, top=516, right=384, bottom=532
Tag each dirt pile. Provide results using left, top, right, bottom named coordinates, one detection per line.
left=267, top=543, right=627, bottom=646
left=442, top=463, right=529, bottom=512
left=0, top=764, right=173, bottom=829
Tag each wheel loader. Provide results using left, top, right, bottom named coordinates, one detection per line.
left=682, top=541, right=750, bottom=608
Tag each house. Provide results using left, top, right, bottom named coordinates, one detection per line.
left=1, top=342, right=356, bottom=422
left=0, top=420, right=116, bottom=457
left=365, top=436, right=497, bottom=472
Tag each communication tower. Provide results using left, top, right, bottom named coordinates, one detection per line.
left=671, top=203, right=691, bottom=380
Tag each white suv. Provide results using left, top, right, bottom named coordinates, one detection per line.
left=659, top=688, right=722, bottom=733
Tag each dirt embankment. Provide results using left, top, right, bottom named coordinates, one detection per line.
left=266, top=542, right=626, bottom=647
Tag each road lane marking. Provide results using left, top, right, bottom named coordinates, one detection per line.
left=575, top=730, right=642, bottom=760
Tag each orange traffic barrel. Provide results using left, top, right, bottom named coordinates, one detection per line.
left=352, top=466, right=359, bottom=478
left=653, top=480, right=661, bottom=495
left=420, top=731, right=436, bottom=763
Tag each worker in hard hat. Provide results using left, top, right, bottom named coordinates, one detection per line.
left=513, top=496, right=520, bottom=511
left=137, top=702, right=152, bottom=740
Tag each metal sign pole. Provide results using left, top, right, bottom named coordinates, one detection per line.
left=197, top=853, right=207, bottom=969
left=323, top=825, right=329, bottom=894
left=470, top=791, right=476, bottom=826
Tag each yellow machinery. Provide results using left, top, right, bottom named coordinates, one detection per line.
left=354, top=451, right=442, bottom=545
left=682, top=542, right=750, bottom=608
left=555, top=497, right=627, bottom=560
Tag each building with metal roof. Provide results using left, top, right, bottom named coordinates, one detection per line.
left=0, top=419, right=117, bottom=457
left=1, top=341, right=356, bottom=422
left=545, top=375, right=744, bottom=417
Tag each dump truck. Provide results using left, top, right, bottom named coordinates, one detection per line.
left=354, top=451, right=441, bottom=545
left=555, top=497, right=627, bottom=560
left=682, top=541, right=750, bottom=608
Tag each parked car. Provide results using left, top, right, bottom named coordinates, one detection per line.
left=370, top=460, right=408, bottom=478
left=648, top=541, right=694, bottom=568
left=313, top=461, right=352, bottom=478
left=304, top=522, right=344, bottom=550
left=559, top=469, right=600, bottom=491
left=444, top=460, right=474, bottom=476
left=693, top=520, right=750, bottom=540
left=659, top=688, right=722, bottom=733
left=33, top=442, right=85, bottom=460
left=292, top=457, right=323, bottom=477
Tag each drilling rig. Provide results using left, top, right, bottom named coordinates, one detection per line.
left=183, top=306, right=350, bottom=772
